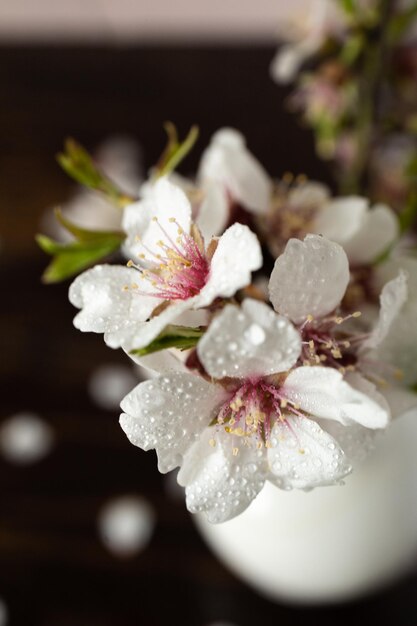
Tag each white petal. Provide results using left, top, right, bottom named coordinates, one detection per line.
left=198, top=128, right=272, bottom=215
left=118, top=299, right=194, bottom=352
left=196, top=181, right=230, bottom=240
left=196, top=223, right=263, bottom=308
left=362, top=271, right=408, bottom=350
left=268, top=416, right=351, bottom=489
left=125, top=349, right=189, bottom=374
left=69, top=265, right=161, bottom=347
left=270, top=41, right=316, bottom=84
left=122, top=177, right=192, bottom=261
left=343, top=371, right=391, bottom=428
left=288, top=181, right=330, bottom=209
left=316, top=418, right=380, bottom=467
left=178, top=428, right=266, bottom=523
left=197, top=299, right=301, bottom=379
left=120, top=372, right=227, bottom=473
left=283, top=366, right=390, bottom=428
left=269, top=235, right=349, bottom=323
left=314, top=199, right=399, bottom=265
left=372, top=257, right=417, bottom=385
left=313, top=196, right=367, bottom=244
left=341, top=204, right=399, bottom=265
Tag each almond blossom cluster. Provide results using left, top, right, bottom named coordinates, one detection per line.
left=270, top=0, right=417, bottom=203
left=59, top=127, right=417, bottom=523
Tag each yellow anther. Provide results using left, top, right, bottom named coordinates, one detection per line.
left=127, top=260, right=134, bottom=267
left=308, top=340, right=315, bottom=350
left=296, top=173, right=307, bottom=183
left=122, top=285, right=129, bottom=291
left=256, top=441, right=263, bottom=449
left=306, top=314, right=314, bottom=322
left=152, top=217, right=158, bottom=222
left=168, top=217, right=176, bottom=223
left=298, top=448, right=305, bottom=455
left=232, top=447, right=239, bottom=456
left=282, top=171, right=294, bottom=183
left=209, top=438, right=216, bottom=447
left=352, top=311, right=362, bottom=318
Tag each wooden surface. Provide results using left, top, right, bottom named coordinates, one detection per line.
left=0, top=44, right=416, bottom=625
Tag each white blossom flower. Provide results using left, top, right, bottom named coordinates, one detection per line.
left=131, top=171, right=229, bottom=245
left=69, top=178, right=262, bottom=350
left=197, top=128, right=272, bottom=215
left=270, top=234, right=416, bottom=419
left=270, top=0, right=347, bottom=84
left=120, top=298, right=389, bottom=523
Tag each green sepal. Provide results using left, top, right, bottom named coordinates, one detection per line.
left=36, top=230, right=124, bottom=283
left=57, top=138, right=135, bottom=208
left=154, top=122, right=199, bottom=179
left=130, top=324, right=205, bottom=357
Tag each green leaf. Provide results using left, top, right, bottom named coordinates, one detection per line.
left=154, top=122, right=199, bottom=179
left=387, top=4, right=417, bottom=43
left=57, top=138, right=135, bottom=208
left=339, top=33, right=364, bottom=65
left=130, top=324, right=205, bottom=357
left=338, top=0, right=356, bottom=15
left=36, top=233, right=123, bottom=283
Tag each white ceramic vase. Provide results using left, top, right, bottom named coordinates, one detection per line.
left=195, top=410, right=417, bottom=604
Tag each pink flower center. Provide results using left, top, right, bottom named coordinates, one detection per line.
left=212, top=379, right=304, bottom=451
left=127, top=218, right=210, bottom=301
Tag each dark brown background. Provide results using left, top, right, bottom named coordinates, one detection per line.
left=1, top=44, right=416, bottom=625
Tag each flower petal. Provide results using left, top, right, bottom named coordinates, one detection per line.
left=119, top=299, right=194, bottom=352
left=313, top=196, right=367, bottom=244
left=196, top=223, right=263, bottom=308
left=197, top=299, right=301, bottom=379
left=288, top=181, right=330, bottom=209
left=268, top=416, right=351, bottom=489
left=69, top=265, right=161, bottom=347
left=198, top=128, right=272, bottom=215
left=126, top=349, right=189, bottom=375
left=319, top=419, right=380, bottom=467
left=178, top=428, right=266, bottom=523
left=122, top=177, right=192, bottom=261
left=314, top=199, right=399, bottom=265
left=269, top=234, right=349, bottom=323
left=362, top=271, right=407, bottom=350
left=341, top=204, right=399, bottom=265
left=196, top=181, right=230, bottom=240
left=120, top=372, right=227, bottom=473
left=283, top=366, right=390, bottom=428
left=373, top=257, right=417, bottom=385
